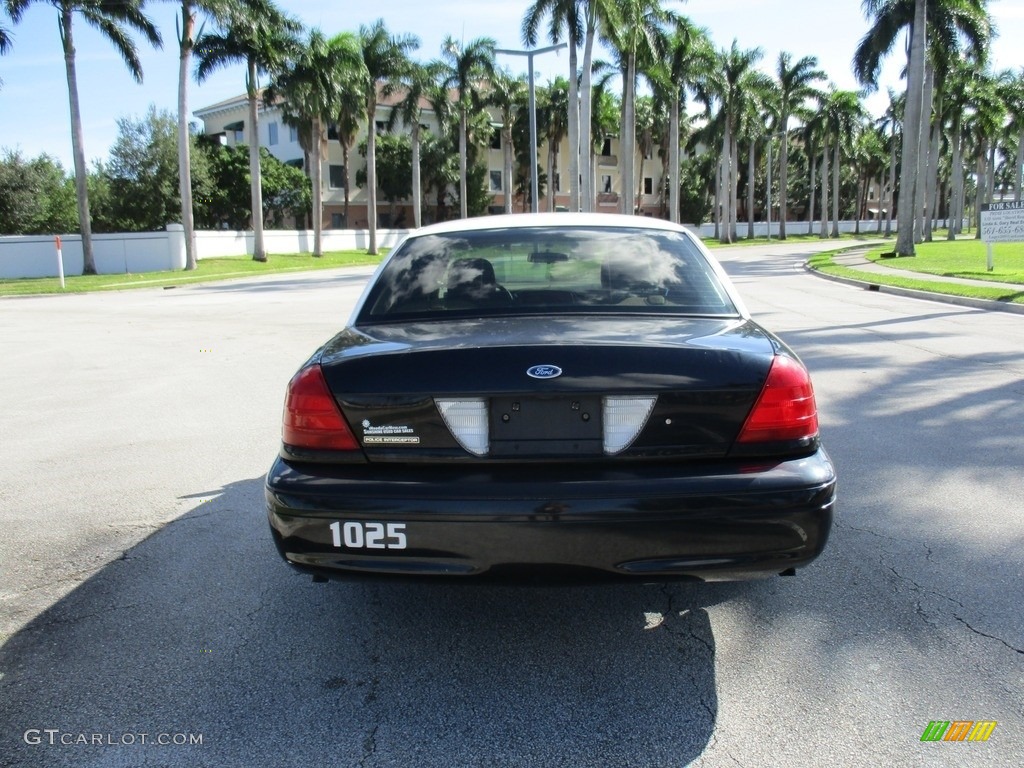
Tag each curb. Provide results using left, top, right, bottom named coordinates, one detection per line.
left=804, top=262, right=1024, bottom=316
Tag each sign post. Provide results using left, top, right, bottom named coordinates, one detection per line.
left=980, top=201, right=1024, bottom=272
left=55, top=236, right=65, bottom=289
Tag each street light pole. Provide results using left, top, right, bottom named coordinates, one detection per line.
left=495, top=43, right=566, bottom=214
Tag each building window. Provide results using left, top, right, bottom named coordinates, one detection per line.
left=601, top=139, right=612, bottom=156
left=489, top=170, right=503, bottom=192
left=643, top=177, right=653, bottom=195
left=329, top=165, right=346, bottom=189
left=868, top=189, right=875, bottom=200
left=601, top=175, right=612, bottom=194
left=375, top=121, right=386, bottom=135
left=490, top=128, right=501, bottom=150
left=289, top=125, right=298, bottom=143
left=233, top=129, right=244, bottom=144
left=331, top=213, right=345, bottom=229
left=327, top=124, right=339, bottom=140
left=268, top=122, right=278, bottom=146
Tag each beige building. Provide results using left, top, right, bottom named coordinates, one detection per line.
left=194, top=90, right=666, bottom=227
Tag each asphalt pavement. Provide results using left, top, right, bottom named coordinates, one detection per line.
left=1, top=244, right=1021, bottom=767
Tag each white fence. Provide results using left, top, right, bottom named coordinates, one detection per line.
left=0, top=224, right=412, bottom=280
left=2, top=218, right=918, bottom=281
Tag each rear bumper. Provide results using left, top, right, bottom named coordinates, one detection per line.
left=265, top=450, right=836, bottom=582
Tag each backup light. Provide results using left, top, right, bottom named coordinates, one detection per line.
left=435, top=398, right=489, bottom=456
left=603, top=396, right=657, bottom=454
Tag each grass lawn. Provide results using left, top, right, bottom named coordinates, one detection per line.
left=865, top=239, right=1024, bottom=285
left=0, top=250, right=385, bottom=297
left=808, top=243, right=1024, bottom=305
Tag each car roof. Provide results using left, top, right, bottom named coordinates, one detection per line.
left=409, top=212, right=692, bottom=238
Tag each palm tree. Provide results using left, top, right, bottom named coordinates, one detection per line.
left=487, top=68, right=527, bottom=214
left=602, top=0, right=674, bottom=216
left=440, top=35, right=496, bottom=219
left=579, top=0, right=621, bottom=212
left=542, top=77, right=571, bottom=210
left=655, top=19, right=714, bottom=224
left=823, top=89, right=868, bottom=237
left=876, top=88, right=902, bottom=236
left=195, top=2, right=301, bottom=262
left=332, top=64, right=366, bottom=230
left=774, top=52, right=826, bottom=239
left=6, top=0, right=161, bottom=274
left=269, top=30, right=365, bottom=256
left=997, top=68, right=1024, bottom=203
left=523, top=0, right=583, bottom=211
left=0, top=16, right=12, bottom=84
left=174, top=0, right=285, bottom=270
left=391, top=61, right=450, bottom=226
left=856, top=0, right=992, bottom=253
left=709, top=40, right=764, bottom=243
left=359, top=19, right=419, bottom=254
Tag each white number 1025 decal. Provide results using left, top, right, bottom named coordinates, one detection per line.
left=329, top=521, right=407, bottom=550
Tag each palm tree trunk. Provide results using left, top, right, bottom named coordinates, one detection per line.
left=178, top=3, right=197, bottom=271
left=914, top=62, right=934, bottom=244
left=974, top=146, right=986, bottom=239
left=503, top=125, right=514, bottom=215
left=730, top=133, right=739, bottom=241
left=580, top=20, right=596, bottom=213
left=925, top=111, right=941, bottom=241
left=246, top=58, right=266, bottom=262
left=459, top=106, right=468, bottom=219
left=947, top=119, right=963, bottom=238
left=567, top=43, right=580, bottom=212
left=547, top=139, right=556, bottom=212
left=411, top=122, right=422, bottom=228
left=885, top=125, right=896, bottom=237
left=820, top=138, right=829, bottom=239
left=60, top=10, right=96, bottom=275
left=779, top=118, right=789, bottom=239
left=367, top=96, right=378, bottom=254
left=342, top=143, right=352, bottom=227
left=669, top=94, right=680, bottom=224
left=746, top=140, right=755, bottom=239
left=896, top=0, right=926, bottom=255
left=831, top=138, right=840, bottom=238
left=311, top=120, right=324, bottom=256
left=718, top=123, right=731, bottom=243
left=621, top=54, right=636, bottom=216
left=808, top=148, right=817, bottom=235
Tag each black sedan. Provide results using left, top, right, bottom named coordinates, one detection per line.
left=266, top=214, right=835, bottom=582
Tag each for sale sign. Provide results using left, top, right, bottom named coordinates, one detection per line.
left=980, top=201, right=1024, bottom=243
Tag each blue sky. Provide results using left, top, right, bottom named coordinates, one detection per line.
left=1, top=0, right=1021, bottom=170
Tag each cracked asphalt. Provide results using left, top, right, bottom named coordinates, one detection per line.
left=1, top=242, right=1021, bottom=767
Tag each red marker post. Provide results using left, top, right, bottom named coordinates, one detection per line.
left=55, top=236, right=65, bottom=289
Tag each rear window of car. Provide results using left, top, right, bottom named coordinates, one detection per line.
left=358, top=226, right=738, bottom=321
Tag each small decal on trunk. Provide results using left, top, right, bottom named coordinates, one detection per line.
left=361, top=421, right=420, bottom=445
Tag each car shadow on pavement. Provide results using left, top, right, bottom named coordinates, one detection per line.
left=0, top=476, right=744, bottom=768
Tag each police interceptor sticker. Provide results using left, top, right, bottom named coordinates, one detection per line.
left=361, top=420, right=420, bottom=445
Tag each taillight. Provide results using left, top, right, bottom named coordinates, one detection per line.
left=282, top=365, right=359, bottom=450
left=736, top=355, right=818, bottom=443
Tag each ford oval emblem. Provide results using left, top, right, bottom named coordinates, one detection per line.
left=527, top=364, right=562, bottom=379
